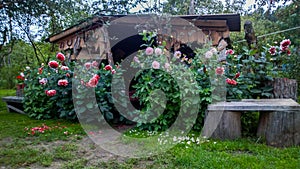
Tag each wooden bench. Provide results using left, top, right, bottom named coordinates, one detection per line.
left=201, top=99, right=300, bottom=147
left=1, top=96, right=25, bottom=114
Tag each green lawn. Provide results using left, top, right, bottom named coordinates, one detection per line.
left=0, top=89, right=299, bottom=169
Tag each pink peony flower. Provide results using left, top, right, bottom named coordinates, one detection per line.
left=46, top=89, right=56, bottom=96
left=215, top=67, right=224, bottom=75
left=269, top=46, right=276, bottom=55
left=155, top=48, right=162, bottom=55
left=56, top=53, right=65, bottom=62
left=39, top=78, right=48, bottom=85
left=61, top=66, right=69, bottom=70
left=225, top=49, right=234, bottom=55
left=145, top=47, right=154, bottom=55
left=48, top=61, right=59, bottom=69
left=86, top=74, right=100, bottom=87
left=92, top=61, right=99, bottom=68
left=133, top=56, right=140, bottom=63
left=84, top=62, right=92, bottom=69
left=164, top=63, right=170, bottom=70
left=174, top=51, right=182, bottom=58
left=58, top=79, right=68, bottom=86
left=104, top=65, right=112, bottom=71
left=152, top=61, right=160, bottom=69
left=111, top=69, right=116, bottom=74
left=205, top=51, right=213, bottom=59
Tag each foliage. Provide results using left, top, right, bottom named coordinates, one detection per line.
left=128, top=31, right=229, bottom=131
left=22, top=53, right=121, bottom=123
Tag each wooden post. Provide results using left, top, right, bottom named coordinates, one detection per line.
left=202, top=111, right=242, bottom=140
left=257, top=111, right=300, bottom=147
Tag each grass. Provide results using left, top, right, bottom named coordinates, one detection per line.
left=0, top=89, right=299, bottom=169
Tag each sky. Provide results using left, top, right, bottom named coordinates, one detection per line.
left=131, top=0, right=256, bottom=13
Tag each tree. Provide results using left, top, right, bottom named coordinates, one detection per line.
left=0, top=0, right=91, bottom=66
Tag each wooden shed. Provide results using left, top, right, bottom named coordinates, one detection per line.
left=46, top=14, right=240, bottom=64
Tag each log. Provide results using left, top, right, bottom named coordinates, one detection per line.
left=257, top=111, right=300, bottom=147
left=270, top=78, right=298, bottom=101
left=202, top=111, right=241, bottom=140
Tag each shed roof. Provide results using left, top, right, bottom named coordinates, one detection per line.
left=46, top=14, right=240, bottom=43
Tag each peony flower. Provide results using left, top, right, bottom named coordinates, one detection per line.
left=225, top=49, right=234, bottom=55
left=164, top=63, right=170, bottom=70
left=48, top=61, right=59, bottom=69
left=234, top=72, right=240, bottom=79
left=87, top=78, right=98, bottom=87
left=39, top=78, right=48, bottom=85
left=84, top=62, right=92, bottom=69
left=145, top=47, right=154, bottom=55
left=66, top=73, right=70, bottom=77
left=286, top=49, right=291, bottom=56
left=104, top=65, right=112, bottom=71
left=210, top=47, right=218, bottom=54
left=38, top=67, right=43, bottom=74
left=174, top=51, right=182, bottom=58
left=20, top=72, right=25, bottom=77
left=280, top=39, right=291, bottom=48
left=205, top=51, right=213, bottom=59
left=58, top=79, right=68, bottom=86
left=61, top=66, right=69, bottom=70
left=56, top=52, right=65, bottom=62
left=92, top=61, right=99, bottom=68
left=155, top=48, right=162, bottom=55
left=111, top=69, right=116, bottom=74
left=215, top=67, right=224, bottom=75
left=269, top=46, right=276, bottom=55
left=226, top=78, right=237, bottom=85
left=152, top=61, right=160, bottom=69
left=46, top=89, right=56, bottom=96
left=133, top=56, right=140, bottom=63
left=93, top=74, right=100, bottom=80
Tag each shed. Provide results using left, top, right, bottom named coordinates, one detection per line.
left=46, top=14, right=240, bottom=64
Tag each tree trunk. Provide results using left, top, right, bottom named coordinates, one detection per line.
left=270, top=78, right=298, bottom=101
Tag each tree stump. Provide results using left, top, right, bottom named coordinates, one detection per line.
left=202, top=111, right=241, bottom=140
left=257, top=111, right=300, bottom=147
left=270, top=78, right=298, bottom=101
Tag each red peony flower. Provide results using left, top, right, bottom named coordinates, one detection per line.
left=234, top=72, right=240, bottom=79
left=46, top=89, right=56, bottom=96
left=225, top=49, right=234, bottom=55
left=104, top=65, right=112, bottom=71
left=56, top=53, right=65, bottom=62
left=226, top=78, right=237, bottom=85
left=280, top=39, right=291, bottom=48
left=38, top=67, right=43, bottom=74
left=215, top=67, right=224, bottom=75
left=48, top=61, right=59, bottom=69
left=58, top=79, right=68, bottom=86
left=286, top=49, right=291, bottom=56
left=269, top=46, right=276, bottom=55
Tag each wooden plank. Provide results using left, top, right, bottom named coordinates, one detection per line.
left=7, top=105, right=26, bottom=115
left=208, top=99, right=300, bottom=111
